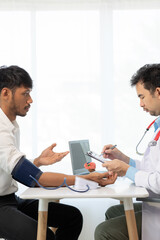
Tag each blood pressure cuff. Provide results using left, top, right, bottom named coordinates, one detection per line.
left=11, top=157, right=43, bottom=187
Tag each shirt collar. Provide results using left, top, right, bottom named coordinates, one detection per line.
left=154, top=117, right=160, bottom=131
left=0, top=108, right=18, bottom=131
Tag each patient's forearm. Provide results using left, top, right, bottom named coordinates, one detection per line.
left=38, top=172, right=75, bottom=187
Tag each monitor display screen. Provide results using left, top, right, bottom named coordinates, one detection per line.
left=69, top=139, right=91, bottom=175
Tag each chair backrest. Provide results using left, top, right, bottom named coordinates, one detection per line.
left=136, top=197, right=160, bottom=203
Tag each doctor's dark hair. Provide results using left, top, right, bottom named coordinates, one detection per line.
left=130, top=64, right=160, bottom=94
left=0, top=65, right=33, bottom=93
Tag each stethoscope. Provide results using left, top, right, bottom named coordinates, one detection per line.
left=136, top=118, right=160, bottom=155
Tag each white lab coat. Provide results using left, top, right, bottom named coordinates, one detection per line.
left=142, top=197, right=160, bottom=240
left=134, top=127, right=160, bottom=240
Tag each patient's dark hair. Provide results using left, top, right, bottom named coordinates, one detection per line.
left=0, top=65, right=33, bottom=93
left=130, top=64, right=160, bottom=94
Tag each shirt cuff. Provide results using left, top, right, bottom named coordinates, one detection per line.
left=129, top=158, right=136, bottom=167
left=126, top=166, right=138, bottom=182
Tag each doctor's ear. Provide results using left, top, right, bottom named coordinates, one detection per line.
left=155, top=87, right=160, bottom=98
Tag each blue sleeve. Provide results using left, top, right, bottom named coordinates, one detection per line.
left=126, top=166, right=138, bottom=182
left=129, top=158, right=136, bottom=167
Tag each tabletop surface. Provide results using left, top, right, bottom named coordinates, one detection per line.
left=20, top=178, right=149, bottom=200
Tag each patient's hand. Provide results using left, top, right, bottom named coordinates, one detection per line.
left=34, top=143, right=69, bottom=167
left=86, top=171, right=117, bottom=187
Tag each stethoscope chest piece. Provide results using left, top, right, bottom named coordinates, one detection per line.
left=148, top=140, right=157, bottom=147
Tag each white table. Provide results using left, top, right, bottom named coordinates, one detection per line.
left=20, top=179, right=148, bottom=240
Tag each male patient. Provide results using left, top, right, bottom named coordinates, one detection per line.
left=0, top=65, right=117, bottom=240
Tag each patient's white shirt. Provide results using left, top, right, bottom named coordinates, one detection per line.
left=0, top=108, right=25, bottom=196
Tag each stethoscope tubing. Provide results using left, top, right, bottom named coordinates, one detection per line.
left=136, top=118, right=160, bottom=155
left=136, top=130, right=148, bottom=155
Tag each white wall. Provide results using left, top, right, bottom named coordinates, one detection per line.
left=61, top=198, right=119, bottom=240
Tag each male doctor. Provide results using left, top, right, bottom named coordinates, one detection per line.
left=95, top=64, right=160, bottom=240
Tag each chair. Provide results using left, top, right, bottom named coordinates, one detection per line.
left=136, top=197, right=160, bottom=203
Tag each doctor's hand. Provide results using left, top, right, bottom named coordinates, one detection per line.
left=34, top=143, right=69, bottom=167
left=85, top=171, right=117, bottom=186
left=102, top=144, right=130, bottom=164
left=102, top=159, right=130, bottom=177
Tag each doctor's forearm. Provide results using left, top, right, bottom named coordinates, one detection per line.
left=116, top=149, right=130, bottom=163
left=121, top=154, right=130, bottom=164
